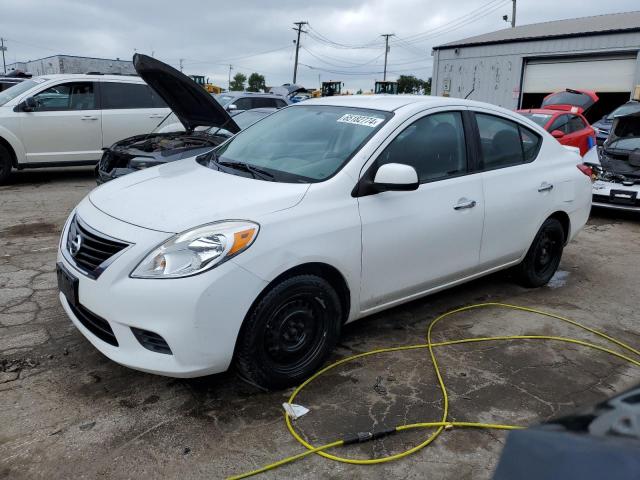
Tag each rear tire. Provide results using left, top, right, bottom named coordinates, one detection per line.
left=0, top=144, right=12, bottom=185
left=235, top=274, right=342, bottom=390
left=514, top=218, right=565, bottom=288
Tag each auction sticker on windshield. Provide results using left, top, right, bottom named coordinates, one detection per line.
left=337, top=113, right=384, bottom=128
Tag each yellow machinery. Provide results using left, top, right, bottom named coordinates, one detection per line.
left=321, top=81, right=343, bottom=97
left=189, top=75, right=223, bottom=94
left=374, top=81, right=398, bottom=94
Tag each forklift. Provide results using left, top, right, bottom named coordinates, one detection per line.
left=374, top=81, right=398, bottom=95
left=321, top=81, right=343, bottom=97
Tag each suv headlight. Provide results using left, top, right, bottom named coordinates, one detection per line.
left=131, top=221, right=259, bottom=279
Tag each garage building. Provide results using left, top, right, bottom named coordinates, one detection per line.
left=431, top=11, right=640, bottom=121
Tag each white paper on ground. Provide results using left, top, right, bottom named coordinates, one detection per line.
left=282, top=403, right=310, bottom=420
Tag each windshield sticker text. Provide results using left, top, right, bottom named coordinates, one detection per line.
left=337, top=114, right=384, bottom=128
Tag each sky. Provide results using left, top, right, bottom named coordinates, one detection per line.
left=0, top=0, right=638, bottom=92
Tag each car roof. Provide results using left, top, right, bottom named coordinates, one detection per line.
left=220, top=91, right=285, bottom=98
left=302, top=94, right=498, bottom=112
left=517, top=109, right=561, bottom=116
left=33, top=74, right=144, bottom=82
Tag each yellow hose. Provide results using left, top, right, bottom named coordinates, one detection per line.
left=228, top=302, right=640, bottom=479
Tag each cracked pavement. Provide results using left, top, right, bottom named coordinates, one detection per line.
left=1, top=167, right=639, bottom=479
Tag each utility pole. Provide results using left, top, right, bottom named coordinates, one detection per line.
left=179, top=58, right=184, bottom=72
left=511, top=0, right=516, bottom=28
left=292, top=21, right=308, bottom=84
left=381, top=33, right=394, bottom=81
left=228, top=64, right=233, bottom=91
left=0, top=38, right=7, bottom=75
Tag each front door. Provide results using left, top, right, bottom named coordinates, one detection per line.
left=358, top=109, right=484, bottom=312
left=20, top=81, right=102, bottom=164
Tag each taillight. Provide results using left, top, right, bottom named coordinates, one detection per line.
left=577, top=163, right=593, bottom=179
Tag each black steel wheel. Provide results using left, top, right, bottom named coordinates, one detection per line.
left=515, top=217, right=565, bottom=288
left=235, top=274, right=342, bottom=389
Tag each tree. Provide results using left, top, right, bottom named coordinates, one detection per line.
left=397, top=75, right=424, bottom=94
left=424, top=77, right=432, bottom=95
left=229, top=72, right=246, bottom=91
left=247, top=72, right=266, bottom=92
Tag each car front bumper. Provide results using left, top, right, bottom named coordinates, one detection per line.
left=57, top=198, right=268, bottom=377
left=592, top=180, right=640, bottom=212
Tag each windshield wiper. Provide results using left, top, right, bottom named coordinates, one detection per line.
left=215, top=159, right=275, bottom=181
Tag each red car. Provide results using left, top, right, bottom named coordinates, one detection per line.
left=518, top=89, right=597, bottom=156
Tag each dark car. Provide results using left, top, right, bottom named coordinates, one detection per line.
left=592, top=100, right=640, bottom=146
left=96, top=55, right=275, bottom=184
left=214, top=91, right=288, bottom=113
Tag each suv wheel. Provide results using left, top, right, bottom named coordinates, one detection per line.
left=235, top=274, right=342, bottom=390
left=0, top=144, right=12, bottom=185
left=515, top=218, right=565, bottom=288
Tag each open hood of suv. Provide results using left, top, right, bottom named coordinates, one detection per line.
left=541, top=89, right=598, bottom=114
left=133, top=53, right=239, bottom=134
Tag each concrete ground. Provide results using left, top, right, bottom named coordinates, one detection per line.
left=1, top=167, right=639, bottom=480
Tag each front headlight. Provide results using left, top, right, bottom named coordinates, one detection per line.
left=131, top=220, right=259, bottom=279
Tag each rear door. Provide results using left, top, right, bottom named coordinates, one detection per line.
left=471, top=109, right=551, bottom=268
left=358, top=108, right=485, bottom=311
left=20, top=80, right=102, bottom=164
left=100, top=81, right=171, bottom=146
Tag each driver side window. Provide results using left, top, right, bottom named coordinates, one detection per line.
left=376, top=111, right=467, bottom=183
left=32, top=82, right=96, bottom=111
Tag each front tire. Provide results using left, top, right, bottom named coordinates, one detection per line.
left=235, top=274, right=342, bottom=390
left=515, top=218, right=565, bottom=288
left=0, top=144, right=12, bottom=185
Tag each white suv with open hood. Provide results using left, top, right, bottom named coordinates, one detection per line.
left=0, top=72, right=172, bottom=183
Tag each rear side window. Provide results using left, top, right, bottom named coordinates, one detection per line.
left=32, top=82, right=96, bottom=111
left=567, top=115, right=586, bottom=132
left=475, top=113, right=541, bottom=169
left=548, top=114, right=570, bottom=134
left=275, top=99, right=287, bottom=108
left=233, top=97, right=253, bottom=110
left=251, top=98, right=277, bottom=109
left=101, top=82, right=166, bottom=109
left=377, top=111, right=467, bottom=183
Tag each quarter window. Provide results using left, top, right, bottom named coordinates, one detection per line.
left=101, top=82, right=166, bottom=109
left=32, top=82, right=96, bottom=111
left=377, top=111, right=467, bottom=183
left=475, top=113, right=541, bottom=169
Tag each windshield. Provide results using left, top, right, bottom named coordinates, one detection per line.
left=607, top=102, right=640, bottom=120
left=0, top=79, right=41, bottom=106
left=214, top=94, right=235, bottom=106
left=210, top=105, right=391, bottom=182
left=606, top=115, right=640, bottom=151
left=520, top=113, right=552, bottom=128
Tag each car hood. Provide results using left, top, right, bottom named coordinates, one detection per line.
left=89, top=158, right=309, bottom=233
left=133, top=54, right=239, bottom=134
left=541, top=89, right=598, bottom=114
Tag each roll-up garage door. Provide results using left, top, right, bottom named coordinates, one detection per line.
left=523, top=55, right=637, bottom=93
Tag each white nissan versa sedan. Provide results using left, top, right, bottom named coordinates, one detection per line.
left=57, top=60, right=592, bottom=389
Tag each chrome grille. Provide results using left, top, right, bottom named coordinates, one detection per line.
left=66, top=216, right=128, bottom=277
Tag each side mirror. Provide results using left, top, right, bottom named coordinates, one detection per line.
left=227, top=104, right=238, bottom=111
left=551, top=129, right=565, bottom=139
left=373, top=163, right=419, bottom=191
left=22, top=96, right=37, bottom=112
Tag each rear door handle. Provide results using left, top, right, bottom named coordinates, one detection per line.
left=81, top=115, right=98, bottom=120
left=538, top=182, right=554, bottom=192
left=454, top=199, right=477, bottom=210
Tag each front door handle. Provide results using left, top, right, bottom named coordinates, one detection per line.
left=454, top=199, right=477, bottom=210
left=81, top=115, right=98, bottom=120
left=149, top=114, right=165, bottom=118
left=538, top=182, right=554, bottom=193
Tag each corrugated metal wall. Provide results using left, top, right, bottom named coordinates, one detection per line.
left=432, top=31, right=640, bottom=109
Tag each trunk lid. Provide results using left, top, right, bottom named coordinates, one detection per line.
left=541, top=89, right=599, bottom=114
